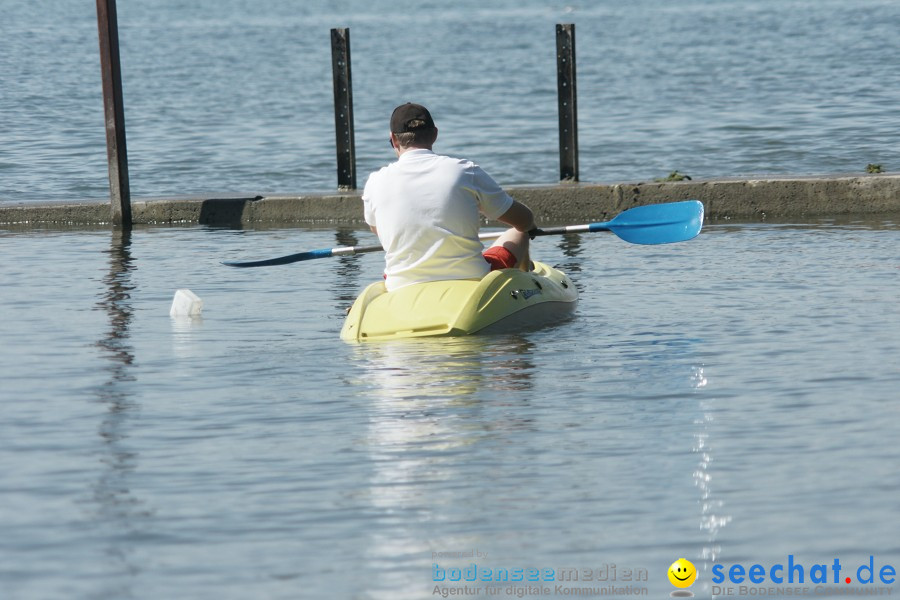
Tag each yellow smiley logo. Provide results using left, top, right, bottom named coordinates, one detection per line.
left=668, top=558, right=697, bottom=588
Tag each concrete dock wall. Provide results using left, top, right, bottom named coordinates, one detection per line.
left=1, top=174, right=899, bottom=227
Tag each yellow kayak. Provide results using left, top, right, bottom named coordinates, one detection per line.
left=340, top=260, right=578, bottom=342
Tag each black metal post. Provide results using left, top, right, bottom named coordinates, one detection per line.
left=331, top=28, right=357, bottom=191
left=556, top=23, right=578, bottom=182
left=96, top=0, right=132, bottom=228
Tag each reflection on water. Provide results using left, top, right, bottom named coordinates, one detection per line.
left=353, top=335, right=537, bottom=399
left=555, top=232, right=584, bottom=267
left=333, top=228, right=363, bottom=306
left=91, top=229, right=146, bottom=593
left=348, top=336, right=537, bottom=597
left=170, top=314, right=204, bottom=358
left=691, top=366, right=732, bottom=595
left=551, top=233, right=587, bottom=298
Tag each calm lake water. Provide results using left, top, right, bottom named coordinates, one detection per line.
left=2, top=0, right=900, bottom=202
left=1, top=222, right=899, bottom=599
left=3, top=0, right=900, bottom=597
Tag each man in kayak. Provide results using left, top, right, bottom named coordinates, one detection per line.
left=363, top=102, right=538, bottom=292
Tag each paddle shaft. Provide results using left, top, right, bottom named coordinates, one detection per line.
left=310, top=230, right=507, bottom=259
left=221, top=200, right=704, bottom=267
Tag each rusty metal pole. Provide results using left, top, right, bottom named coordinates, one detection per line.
left=331, top=28, right=357, bottom=190
left=556, top=23, right=579, bottom=182
left=96, top=0, right=132, bottom=228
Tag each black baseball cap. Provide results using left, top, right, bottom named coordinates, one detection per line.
left=390, top=103, right=435, bottom=133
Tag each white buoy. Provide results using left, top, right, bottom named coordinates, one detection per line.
left=169, top=289, right=203, bottom=317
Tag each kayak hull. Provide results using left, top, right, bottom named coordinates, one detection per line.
left=340, top=261, right=578, bottom=342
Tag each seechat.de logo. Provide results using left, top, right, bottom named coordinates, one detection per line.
left=711, top=555, right=896, bottom=586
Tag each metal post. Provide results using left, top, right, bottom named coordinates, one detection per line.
left=96, top=0, right=132, bottom=228
left=556, top=23, right=578, bottom=182
left=331, top=28, right=357, bottom=190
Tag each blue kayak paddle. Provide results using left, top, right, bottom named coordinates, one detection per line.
left=531, top=199, right=704, bottom=245
left=221, top=200, right=704, bottom=268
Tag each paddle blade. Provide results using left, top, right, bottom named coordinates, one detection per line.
left=598, top=200, right=704, bottom=244
left=221, top=242, right=385, bottom=267
left=222, top=248, right=334, bottom=267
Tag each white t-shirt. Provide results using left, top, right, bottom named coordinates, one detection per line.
left=363, top=149, right=514, bottom=291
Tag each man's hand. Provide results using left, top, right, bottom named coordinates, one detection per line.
left=528, top=227, right=544, bottom=240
